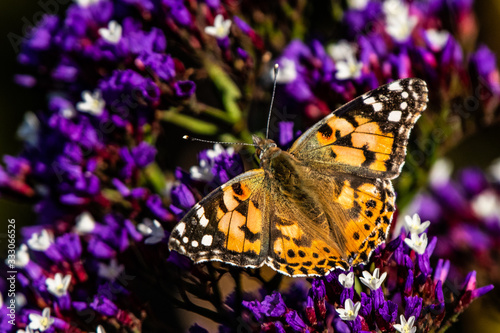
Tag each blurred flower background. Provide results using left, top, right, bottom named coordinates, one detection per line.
left=0, top=0, right=500, bottom=332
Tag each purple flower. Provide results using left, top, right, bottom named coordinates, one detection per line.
left=174, top=80, right=196, bottom=98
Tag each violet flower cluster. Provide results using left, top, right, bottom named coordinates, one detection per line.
left=0, top=0, right=498, bottom=332
left=241, top=213, right=493, bottom=332
left=408, top=159, right=500, bottom=301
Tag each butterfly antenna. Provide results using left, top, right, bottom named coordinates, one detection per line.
left=265, top=63, right=279, bottom=139
left=183, top=135, right=257, bottom=147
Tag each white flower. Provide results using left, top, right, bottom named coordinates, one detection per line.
left=429, top=158, right=453, bottom=187
left=347, top=0, right=369, bottom=10
left=96, top=325, right=106, bottom=333
left=28, top=307, right=55, bottom=332
left=98, top=20, right=122, bottom=44
left=275, top=59, right=297, bottom=83
left=137, top=219, right=165, bottom=244
left=15, top=244, right=30, bottom=268
left=75, top=211, right=97, bottom=233
left=404, top=232, right=428, bottom=255
left=27, top=230, right=52, bottom=251
left=393, top=315, right=417, bottom=333
left=204, top=14, right=232, bottom=39
left=383, top=0, right=418, bottom=42
left=190, top=144, right=234, bottom=181
left=98, top=258, right=124, bottom=281
left=359, top=268, right=387, bottom=290
left=335, top=58, right=363, bottom=80
left=328, top=40, right=357, bottom=62
left=46, top=273, right=72, bottom=297
left=404, top=214, right=431, bottom=235
left=425, top=29, right=450, bottom=52
left=76, top=90, right=105, bottom=116
left=329, top=41, right=363, bottom=80
left=74, top=0, right=101, bottom=7
left=336, top=299, right=361, bottom=321
left=17, top=111, right=40, bottom=147
left=471, top=190, right=500, bottom=219
left=338, top=272, right=355, bottom=288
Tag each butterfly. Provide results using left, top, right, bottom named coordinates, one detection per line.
left=168, top=78, right=428, bottom=277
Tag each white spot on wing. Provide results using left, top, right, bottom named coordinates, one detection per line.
left=400, top=102, right=408, bottom=110
left=191, top=240, right=199, bottom=247
left=182, top=236, right=189, bottom=243
left=196, top=206, right=205, bottom=219
left=199, top=215, right=209, bottom=227
left=388, top=81, right=403, bottom=91
left=373, top=103, right=383, bottom=112
left=176, top=222, right=186, bottom=236
left=202, top=235, right=213, bottom=246
left=388, top=111, right=402, bottom=122
left=364, top=97, right=376, bottom=104
left=402, top=91, right=409, bottom=98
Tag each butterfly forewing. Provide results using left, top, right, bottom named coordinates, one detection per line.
left=289, top=78, right=428, bottom=179
left=168, top=170, right=269, bottom=268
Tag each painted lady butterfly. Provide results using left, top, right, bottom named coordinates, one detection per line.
left=168, top=78, right=428, bottom=277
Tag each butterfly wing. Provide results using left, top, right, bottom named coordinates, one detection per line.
left=264, top=164, right=395, bottom=277
left=168, top=170, right=269, bottom=268
left=289, top=78, right=428, bottom=179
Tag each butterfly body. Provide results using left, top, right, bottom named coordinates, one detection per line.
left=169, top=78, right=428, bottom=277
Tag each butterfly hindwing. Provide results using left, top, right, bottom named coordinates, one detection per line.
left=289, top=78, right=428, bottom=179
left=168, top=170, right=269, bottom=268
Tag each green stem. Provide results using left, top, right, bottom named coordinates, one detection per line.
left=161, top=109, right=218, bottom=135
left=143, top=162, right=166, bottom=194
left=203, top=59, right=242, bottom=123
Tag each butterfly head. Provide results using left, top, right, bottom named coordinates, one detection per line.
left=252, top=135, right=280, bottom=161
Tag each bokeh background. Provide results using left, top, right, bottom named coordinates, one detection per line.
left=1, top=1, right=500, bottom=332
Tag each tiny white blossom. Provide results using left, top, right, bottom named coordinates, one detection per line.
left=46, top=273, right=72, bottom=297
left=335, top=58, right=363, bottom=80
left=329, top=41, right=363, bottom=80
left=359, top=268, right=387, bottom=290
left=383, top=0, right=418, bottom=42
left=98, top=258, right=124, bottom=281
left=204, top=14, right=232, bottom=39
left=425, top=29, right=450, bottom=51
left=27, top=230, right=52, bottom=251
left=275, top=59, right=297, bottom=83
left=347, top=0, right=369, bottom=10
left=404, top=214, right=431, bottom=235
left=96, top=325, right=106, bottom=333
left=336, top=298, right=361, bottom=321
left=28, top=307, right=55, bottom=332
left=17, top=111, right=40, bottom=147
left=74, top=0, right=101, bottom=7
left=393, top=315, right=417, bottom=333
left=16, top=293, right=28, bottom=309
left=15, top=244, right=30, bottom=268
left=328, top=40, right=357, bottom=62
left=98, top=20, right=122, bottom=44
left=471, top=190, right=500, bottom=219
left=190, top=144, right=234, bottom=181
left=76, top=90, right=105, bottom=116
left=404, top=232, right=428, bottom=255
left=429, top=158, right=453, bottom=187
left=75, top=211, right=97, bottom=233
left=338, top=272, right=355, bottom=288
left=137, top=219, right=165, bottom=244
